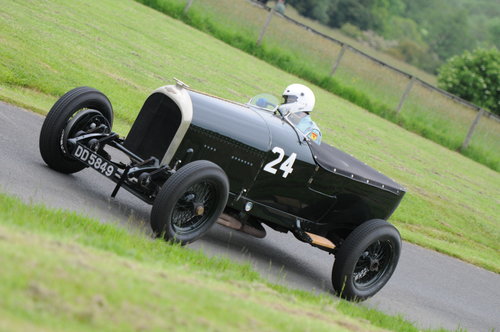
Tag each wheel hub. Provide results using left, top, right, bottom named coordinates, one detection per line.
left=194, top=204, right=205, bottom=216
left=369, top=258, right=380, bottom=271
left=180, top=193, right=205, bottom=216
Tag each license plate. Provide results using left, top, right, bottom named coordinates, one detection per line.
left=72, top=144, right=117, bottom=177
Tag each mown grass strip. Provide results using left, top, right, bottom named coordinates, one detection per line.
left=0, top=193, right=438, bottom=331
left=135, top=0, right=499, bottom=171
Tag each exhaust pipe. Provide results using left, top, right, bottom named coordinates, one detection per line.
left=216, top=213, right=266, bottom=238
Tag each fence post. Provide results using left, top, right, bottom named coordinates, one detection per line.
left=460, top=108, right=485, bottom=151
left=396, top=76, right=416, bottom=114
left=330, top=44, right=347, bottom=76
left=184, top=0, right=194, bottom=14
left=257, top=7, right=275, bottom=46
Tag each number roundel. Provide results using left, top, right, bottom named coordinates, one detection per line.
left=263, top=147, right=297, bottom=178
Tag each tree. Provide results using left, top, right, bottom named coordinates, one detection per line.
left=330, top=0, right=377, bottom=30
left=286, top=0, right=335, bottom=25
left=426, top=10, right=473, bottom=62
left=286, top=0, right=379, bottom=30
left=438, top=48, right=500, bottom=115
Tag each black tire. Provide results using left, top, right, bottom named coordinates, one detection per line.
left=151, top=160, right=229, bottom=245
left=39, top=87, right=113, bottom=174
left=332, top=219, right=401, bottom=301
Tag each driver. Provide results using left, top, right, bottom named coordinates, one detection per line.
left=278, top=84, right=322, bottom=144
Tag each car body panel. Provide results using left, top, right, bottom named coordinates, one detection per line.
left=133, top=86, right=408, bottom=234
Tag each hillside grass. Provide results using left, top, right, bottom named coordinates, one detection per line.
left=0, top=0, right=498, bottom=274
left=135, top=0, right=500, bottom=172
left=0, top=193, right=435, bottom=332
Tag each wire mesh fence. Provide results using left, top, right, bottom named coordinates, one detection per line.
left=180, top=0, right=499, bottom=168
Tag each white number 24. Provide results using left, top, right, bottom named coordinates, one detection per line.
left=263, top=147, right=297, bottom=178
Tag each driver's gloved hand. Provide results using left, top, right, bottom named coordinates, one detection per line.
left=278, top=104, right=291, bottom=115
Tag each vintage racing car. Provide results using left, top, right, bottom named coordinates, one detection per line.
left=39, top=79, right=406, bottom=300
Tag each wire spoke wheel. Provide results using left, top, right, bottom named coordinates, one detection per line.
left=352, top=240, right=394, bottom=289
left=171, top=181, right=217, bottom=234
left=332, top=219, right=401, bottom=301
left=151, top=161, right=229, bottom=245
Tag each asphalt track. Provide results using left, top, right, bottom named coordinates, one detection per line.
left=1, top=102, right=499, bottom=331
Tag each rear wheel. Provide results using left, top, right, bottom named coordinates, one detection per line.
left=39, top=87, right=113, bottom=174
left=332, top=219, right=401, bottom=301
left=151, top=160, right=229, bottom=245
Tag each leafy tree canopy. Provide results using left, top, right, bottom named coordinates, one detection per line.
left=438, top=48, right=500, bottom=115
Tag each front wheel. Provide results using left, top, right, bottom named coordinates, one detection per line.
left=39, top=87, right=113, bottom=174
left=331, top=219, right=401, bottom=301
left=150, top=160, right=229, bottom=245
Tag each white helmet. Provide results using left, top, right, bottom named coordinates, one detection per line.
left=281, top=84, right=315, bottom=113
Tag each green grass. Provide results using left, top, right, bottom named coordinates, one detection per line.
left=0, top=0, right=499, bottom=274
left=134, top=0, right=500, bottom=172
left=0, top=193, right=438, bottom=332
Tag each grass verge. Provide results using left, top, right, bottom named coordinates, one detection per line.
left=0, top=193, right=437, bottom=331
left=0, top=0, right=498, bottom=273
left=135, top=0, right=499, bottom=172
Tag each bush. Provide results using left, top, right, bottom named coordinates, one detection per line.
left=438, top=48, right=500, bottom=115
left=340, top=23, right=363, bottom=40
left=275, top=1, right=285, bottom=15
